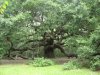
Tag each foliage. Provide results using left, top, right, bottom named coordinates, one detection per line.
left=77, top=46, right=94, bottom=58
left=0, top=48, right=4, bottom=59
left=0, top=1, right=8, bottom=14
left=63, top=36, right=79, bottom=54
left=28, top=57, right=55, bottom=67
left=63, top=59, right=82, bottom=70
left=90, top=56, right=100, bottom=71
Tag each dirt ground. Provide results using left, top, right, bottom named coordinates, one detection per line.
left=0, top=57, right=76, bottom=65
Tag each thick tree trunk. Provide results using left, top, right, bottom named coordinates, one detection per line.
left=44, top=45, right=54, bottom=58
left=44, top=44, right=67, bottom=58
left=43, top=32, right=67, bottom=58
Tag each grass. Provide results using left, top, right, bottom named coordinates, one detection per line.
left=0, top=65, right=100, bottom=75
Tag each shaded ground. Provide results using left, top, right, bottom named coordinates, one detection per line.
left=0, top=57, right=75, bottom=65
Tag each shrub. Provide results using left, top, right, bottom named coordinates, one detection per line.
left=54, top=49, right=65, bottom=57
left=79, top=58, right=91, bottom=68
left=0, top=48, right=4, bottom=59
left=77, top=46, right=100, bottom=71
left=63, top=59, right=82, bottom=70
left=90, top=56, right=100, bottom=71
left=22, top=50, right=34, bottom=59
left=28, top=57, right=55, bottom=67
left=63, top=37, right=79, bottom=54
left=77, top=46, right=94, bottom=59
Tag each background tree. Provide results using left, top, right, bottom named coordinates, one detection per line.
left=0, top=0, right=100, bottom=70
